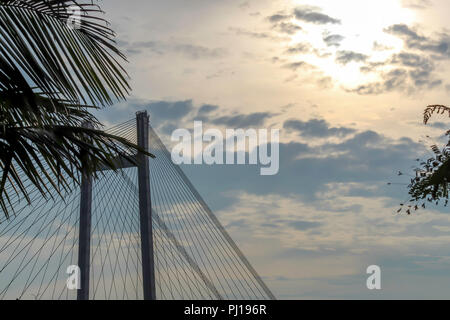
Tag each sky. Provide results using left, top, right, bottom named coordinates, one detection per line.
left=93, top=0, right=450, bottom=299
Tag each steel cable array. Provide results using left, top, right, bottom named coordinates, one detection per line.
left=0, top=118, right=275, bottom=300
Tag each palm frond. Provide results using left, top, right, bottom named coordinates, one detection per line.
left=0, top=0, right=130, bottom=113
left=0, top=119, right=155, bottom=219
left=424, top=105, right=450, bottom=125
left=0, top=1, right=148, bottom=219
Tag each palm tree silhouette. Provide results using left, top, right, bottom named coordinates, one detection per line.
left=0, top=1, right=150, bottom=218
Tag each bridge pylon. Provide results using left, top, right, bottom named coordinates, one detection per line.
left=77, top=111, right=156, bottom=300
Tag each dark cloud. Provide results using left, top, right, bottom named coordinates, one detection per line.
left=180, top=125, right=423, bottom=212
left=198, top=104, right=219, bottom=114
left=266, top=11, right=301, bottom=35
left=284, top=119, right=355, bottom=138
left=96, top=99, right=197, bottom=134
left=101, top=99, right=425, bottom=219
left=384, top=69, right=409, bottom=91
left=267, top=13, right=291, bottom=23
left=285, top=44, right=332, bottom=59
left=323, top=34, right=345, bottom=47
left=273, top=22, right=302, bottom=35
left=293, top=8, right=341, bottom=25
left=357, top=51, right=442, bottom=94
left=373, top=41, right=393, bottom=51
left=101, top=100, right=423, bottom=216
left=385, top=24, right=425, bottom=42
left=283, top=61, right=313, bottom=71
left=392, top=52, right=441, bottom=88
left=360, top=61, right=387, bottom=73
left=104, top=100, right=278, bottom=138
left=159, top=122, right=179, bottom=136
left=428, top=122, right=448, bottom=130
left=335, top=51, right=368, bottom=65
left=147, top=100, right=195, bottom=120
left=285, top=43, right=311, bottom=54
left=414, top=78, right=442, bottom=89
left=210, top=112, right=274, bottom=127
left=267, top=7, right=340, bottom=27
left=385, top=24, right=450, bottom=58
left=349, top=69, right=408, bottom=95
left=391, top=52, right=432, bottom=68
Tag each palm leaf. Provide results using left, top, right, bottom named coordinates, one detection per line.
left=0, top=0, right=130, bottom=110
left=0, top=1, right=152, bottom=219
left=0, top=120, right=155, bottom=218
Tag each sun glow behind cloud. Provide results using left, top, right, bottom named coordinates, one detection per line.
left=289, top=0, right=417, bottom=87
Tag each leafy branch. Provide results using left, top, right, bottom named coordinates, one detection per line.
left=399, top=105, right=450, bottom=214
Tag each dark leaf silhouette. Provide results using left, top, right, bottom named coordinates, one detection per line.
left=0, top=1, right=153, bottom=218
left=401, top=105, right=450, bottom=214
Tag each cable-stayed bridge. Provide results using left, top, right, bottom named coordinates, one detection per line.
left=0, top=111, right=275, bottom=300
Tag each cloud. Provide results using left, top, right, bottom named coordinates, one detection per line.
left=323, top=34, right=345, bottom=47
left=385, top=24, right=426, bottom=42
left=218, top=191, right=450, bottom=299
left=101, top=100, right=424, bottom=212
left=180, top=123, right=424, bottom=214
left=317, top=76, right=334, bottom=89
left=267, top=7, right=341, bottom=27
left=391, top=52, right=432, bottom=68
left=119, top=40, right=227, bottom=59
left=198, top=104, right=219, bottom=114
left=97, top=98, right=196, bottom=128
left=146, top=100, right=195, bottom=121
left=209, top=112, right=274, bottom=127
left=267, top=13, right=291, bottom=23
left=172, top=44, right=227, bottom=59
left=373, top=41, right=393, bottom=51
left=401, top=0, right=433, bottom=9
left=283, top=61, right=314, bottom=71
left=427, top=121, right=448, bottom=130
left=266, top=11, right=303, bottom=36
left=385, top=24, right=450, bottom=58
left=293, top=7, right=341, bottom=25
left=284, top=119, right=356, bottom=138
left=348, top=69, right=408, bottom=95
left=335, top=51, right=368, bottom=65
left=273, top=22, right=302, bottom=35
left=229, top=27, right=282, bottom=41
left=104, top=99, right=279, bottom=135
left=238, top=1, right=250, bottom=9
left=360, top=61, right=387, bottom=73
left=285, top=43, right=312, bottom=54
left=98, top=97, right=442, bottom=299
left=289, top=220, right=322, bottom=231
left=356, top=51, right=443, bottom=94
